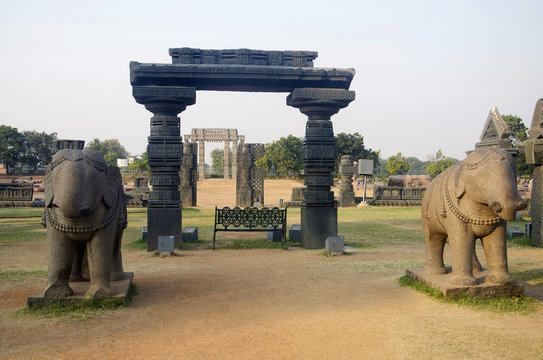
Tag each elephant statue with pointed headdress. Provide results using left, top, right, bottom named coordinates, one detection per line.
left=422, top=149, right=527, bottom=286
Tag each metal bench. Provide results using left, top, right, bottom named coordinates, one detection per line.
left=213, top=206, right=287, bottom=250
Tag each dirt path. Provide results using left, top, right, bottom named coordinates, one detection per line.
left=2, top=248, right=543, bottom=360
left=1, top=179, right=543, bottom=359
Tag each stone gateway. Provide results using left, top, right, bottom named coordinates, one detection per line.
left=130, top=47, right=355, bottom=250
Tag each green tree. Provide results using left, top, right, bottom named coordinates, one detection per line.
left=128, top=152, right=150, bottom=173
left=21, top=130, right=57, bottom=173
left=210, top=148, right=232, bottom=176
left=256, top=135, right=303, bottom=176
left=0, top=125, right=25, bottom=172
left=502, top=114, right=533, bottom=177
left=386, top=152, right=409, bottom=175
left=86, top=138, right=129, bottom=166
left=503, top=114, right=528, bottom=146
left=335, top=132, right=380, bottom=171
left=426, top=150, right=457, bottom=178
left=405, top=157, right=430, bottom=175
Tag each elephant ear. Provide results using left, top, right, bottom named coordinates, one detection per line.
left=454, top=167, right=465, bottom=199
left=103, top=166, right=122, bottom=208
left=44, top=170, right=54, bottom=208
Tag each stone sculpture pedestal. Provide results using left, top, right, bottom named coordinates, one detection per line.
left=406, top=268, right=523, bottom=298
left=27, top=272, right=134, bottom=307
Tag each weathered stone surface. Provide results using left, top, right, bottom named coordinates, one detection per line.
left=507, top=226, right=524, bottom=239
left=142, top=226, right=148, bottom=240
left=181, top=142, right=197, bottom=207
left=182, top=226, right=198, bottom=242
left=28, top=273, right=134, bottom=307
left=288, top=87, right=354, bottom=249
left=387, top=175, right=431, bottom=188
left=132, top=85, right=195, bottom=252
left=338, top=155, right=355, bottom=207
left=267, top=227, right=282, bottom=242
left=422, top=149, right=527, bottom=290
left=236, top=143, right=265, bottom=207
left=40, top=149, right=129, bottom=300
left=474, top=106, right=512, bottom=151
left=325, top=236, right=344, bottom=253
left=170, top=48, right=318, bottom=67
left=521, top=99, right=543, bottom=247
left=406, top=268, right=523, bottom=298
left=130, top=60, right=354, bottom=93
left=158, top=235, right=175, bottom=253
left=51, top=139, right=85, bottom=155
left=288, top=224, right=301, bottom=241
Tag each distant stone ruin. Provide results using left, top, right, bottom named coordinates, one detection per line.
left=236, top=143, right=265, bottom=207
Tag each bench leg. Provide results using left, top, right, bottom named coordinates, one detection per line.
left=213, top=230, right=216, bottom=250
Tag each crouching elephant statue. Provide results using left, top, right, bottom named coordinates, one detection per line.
left=422, top=149, right=527, bottom=286
left=41, top=149, right=127, bottom=299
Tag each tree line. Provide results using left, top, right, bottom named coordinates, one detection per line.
left=0, top=113, right=532, bottom=178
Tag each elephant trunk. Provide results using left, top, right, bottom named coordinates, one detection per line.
left=489, top=198, right=526, bottom=221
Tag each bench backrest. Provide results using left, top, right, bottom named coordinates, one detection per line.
left=215, top=206, right=286, bottom=229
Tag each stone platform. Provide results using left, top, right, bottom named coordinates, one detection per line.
left=27, top=272, right=134, bottom=307
left=406, top=267, right=523, bottom=298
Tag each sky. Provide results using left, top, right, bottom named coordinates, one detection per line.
left=1, top=0, right=542, bottom=162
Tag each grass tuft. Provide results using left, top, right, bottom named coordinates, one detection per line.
left=125, top=237, right=147, bottom=251
left=398, top=275, right=539, bottom=314
left=510, top=236, right=533, bottom=247
left=14, top=284, right=137, bottom=320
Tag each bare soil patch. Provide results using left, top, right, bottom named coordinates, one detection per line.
left=1, top=179, right=542, bottom=359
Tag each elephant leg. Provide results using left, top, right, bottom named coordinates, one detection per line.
left=70, top=241, right=86, bottom=282
left=482, top=225, right=514, bottom=285
left=423, top=223, right=447, bottom=275
left=43, top=228, right=74, bottom=298
left=85, top=228, right=115, bottom=298
left=110, top=228, right=126, bottom=281
left=449, top=228, right=477, bottom=286
left=472, top=239, right=484, bottom=273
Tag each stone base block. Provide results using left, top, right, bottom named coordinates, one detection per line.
left=267, top=227, right=282, bottom=242
left=289, top=224, right=301, bottom=241
left=406, top=267, right=524, bottom=298
left=148, top=207, right=182, bottom=252
left=182, top=226, right=198, bottom=242
left=27, top=272, right=134, bottom=307
left=507, top=226, right=524, bottom=239
left=325, top=236, right=344, bottom=253
left=301, top=206, right=337, bottom=249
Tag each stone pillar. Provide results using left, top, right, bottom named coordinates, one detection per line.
left=521, top=98, right=543, bottom=247
left=236, top=143, right=253, bottom=207
left=339, top=155, right=355, bottom=207
left=287, top=88, right=355, bottom=249
left=132, top=86, right=196, bottom=251
left=198, top=141, right=205, bottom=181
left=232, top=137, right=238, bottom=180
left=224, top=140, right=230, bottom=179
left=181, top=142, right=197, bottom=207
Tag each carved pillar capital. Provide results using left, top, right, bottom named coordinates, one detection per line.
left=287, top=88, right=355, bottom=120
left=132, top=86, right=196, bottom=115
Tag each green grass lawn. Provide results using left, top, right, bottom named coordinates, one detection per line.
left=0, top=205, right=535, bottom=250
